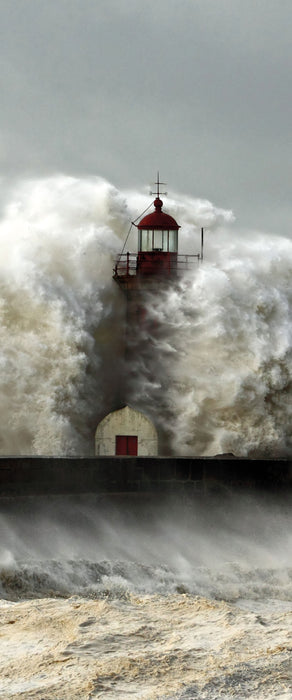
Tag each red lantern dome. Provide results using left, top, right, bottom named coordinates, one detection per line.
left=138, top=197, right=180, bottom=231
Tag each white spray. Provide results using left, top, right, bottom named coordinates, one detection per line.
left=0, top=176, right=127, bottom=454
left=127, top=234, right=292, bottom=456
left=0, top=175, right=291, bottom=456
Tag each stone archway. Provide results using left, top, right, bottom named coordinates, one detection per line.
left=95, top=405, right=158, bottom=456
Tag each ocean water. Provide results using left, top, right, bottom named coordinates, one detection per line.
left=0, top=175, right=291, bottom=697
left=0, top=492, right=291, bottom=699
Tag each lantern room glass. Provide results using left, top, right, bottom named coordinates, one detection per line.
left=168, top=230, right=178, bottom=252
left=140, top=230, right=152, bottom=251
left=139, top=229, right=178, bottom=253
left=153, top=230, right=163, bottom=250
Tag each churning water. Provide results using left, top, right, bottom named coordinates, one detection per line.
left=0, top=493, right=291, bottom=699
left=0, top=175, right=291, bottom=698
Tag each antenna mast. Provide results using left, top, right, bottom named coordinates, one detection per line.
left=150, top=171, right=167, bottom=198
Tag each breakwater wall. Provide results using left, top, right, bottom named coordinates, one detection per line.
left=0, top=456, right=291, bottom=496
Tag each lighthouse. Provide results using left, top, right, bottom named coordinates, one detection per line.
left=114, top=176, right=180, bottom=289
left=113, top=174, right=200, bottom=292
left=95, top=176, right=201, bottom=457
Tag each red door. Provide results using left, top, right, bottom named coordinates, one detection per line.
left=115, top=435, right=138, bottom=456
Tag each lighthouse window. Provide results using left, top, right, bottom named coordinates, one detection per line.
left=168, top=230, right=178, bottom=252
left=153, top=229, right=163, bottom=250
left=162, top=231, right=168, bottom=251
left=141, top=229, right=152, bottom=251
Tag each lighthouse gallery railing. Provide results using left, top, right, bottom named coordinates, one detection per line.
left=113, top=252, right=200, bottom=278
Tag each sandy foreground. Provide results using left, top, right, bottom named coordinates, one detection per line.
left=0, top=593, right=291, bottom=699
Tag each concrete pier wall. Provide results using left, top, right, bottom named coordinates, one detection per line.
left=0, top=456, right=291, bottom=496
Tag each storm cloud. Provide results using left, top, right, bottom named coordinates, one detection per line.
left=0, top=0, right=292, bottom=235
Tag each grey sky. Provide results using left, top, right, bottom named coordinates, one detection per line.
left=1, top=0, right=292, bottom=236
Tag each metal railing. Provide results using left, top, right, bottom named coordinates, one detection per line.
left=113, top=252, right=137, bottom=277
left=113, top=252, right=201, bottom=278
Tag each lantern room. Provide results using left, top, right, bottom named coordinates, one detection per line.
left=136, top=196, right=180, bottom=276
